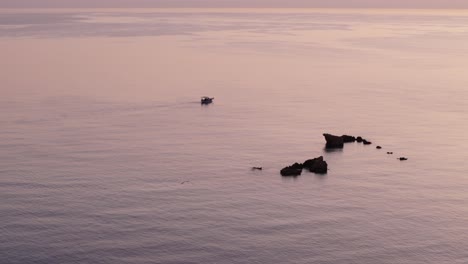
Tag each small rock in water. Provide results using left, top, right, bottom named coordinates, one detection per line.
left=303, top=156, right=328, bottom=174
left=387, top=152, right=393, bottom=154
left=376, top=146, right=382, bottom=149
left=280, top=163, right=303, bottom=177
left=356, top=136, right=363, bottom=143
left=251, top=167, right=263, bottom=170
left=341, top=135, right=356, bottom=143
left=323, top=133, right=344, bottom=148
left=363, top=139, right=372, bottom=145
left=398, top=157, right=408, bottom=161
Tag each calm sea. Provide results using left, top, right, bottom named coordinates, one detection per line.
left=1, top=8, right=468, bottom=264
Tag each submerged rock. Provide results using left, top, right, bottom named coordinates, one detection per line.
left=363, top=139, right=372, bottom=145
left=398, top=157, right=408, bottom=161
left=376, top=146, right=382, bottom=149
left=323, top=133, right=344, bottom=148
left=303, top=156, right=328, bottom=174
left=280, top=163, right=303, bottom=177
left=251, top=167, right=263, bottom=170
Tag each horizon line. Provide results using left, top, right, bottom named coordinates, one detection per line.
left=2, top=6, right=468, bottom=10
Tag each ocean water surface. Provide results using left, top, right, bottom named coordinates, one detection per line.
left=1, top=8, right=468, bottom=264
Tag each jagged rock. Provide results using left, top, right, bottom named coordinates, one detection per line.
left=303, top=157, right=321, bottom=169
left=356, top=136, right=363, bottom=143
left=303, top=156, right=328, bottom=174
left=363, top=139, right=372, bottom=145
left=280, top=163, right=303, bottom=176
left=341, top=135, right=356, bottom=143
left=323, top=133, right=344, bottom=148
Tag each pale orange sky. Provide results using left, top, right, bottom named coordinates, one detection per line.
left=2, top=0, right=468, bottom=8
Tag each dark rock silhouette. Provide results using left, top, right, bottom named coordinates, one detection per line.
left=376, top=146, right=382, bottom=149
left=303, top=156, right=328, bottom=174
left=323, top=133, right=344, bottom=148
left=387, top=152, right=393, bottom=154
left=341, top=135, right=356, bottom=143
left=363, top=139, right=372, bottom=145
left=398, top=157, right=408, bottom=161
left=280, top=163, right=303, bottom=177
left=200, top=96, right=214, bottom=104
left=251, top=167, right=263, bottom=170
left=356, top=136, right=363, bottom=143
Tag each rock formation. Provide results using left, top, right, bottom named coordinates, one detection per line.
left=341, top=135, right=356, bottom=143
left=280, top=163, right=303, bottom=176
left=303, top=156, right=328, bottom=174
left=323, top=133, right=344, bottom=148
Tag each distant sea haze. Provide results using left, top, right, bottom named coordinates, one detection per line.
left=3, top=0, right=468, bottom=8
left=1, top=8, right=468, bottom=264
